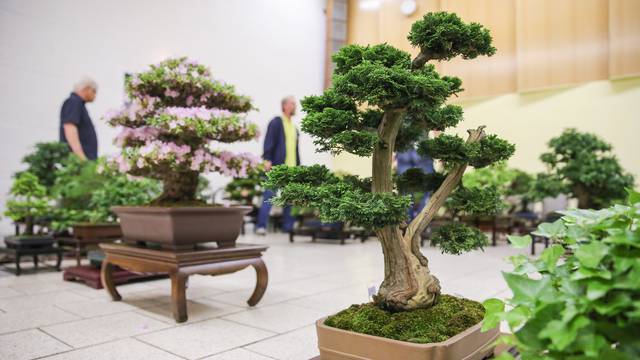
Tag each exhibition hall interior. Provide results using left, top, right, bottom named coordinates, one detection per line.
left=1, top=0, right=639, bottom=359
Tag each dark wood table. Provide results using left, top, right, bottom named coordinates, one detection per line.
left=99, top=242, right=268, bottom=323
left=2, top=235, right=62, bottom=276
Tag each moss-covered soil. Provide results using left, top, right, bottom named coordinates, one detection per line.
left=324, top=294, right=484, bottom=344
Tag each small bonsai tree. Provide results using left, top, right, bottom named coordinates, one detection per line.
left=4, top=172, right=52, bottom=236
left=536, top=129, right=634, bottom=209
left=18, top=142, right=71, bottom=190
left=105, top=57, right=261, bottom=204
left=266, top=12, right=514, bottom=311
left=51, top=157, right=160, bottom=230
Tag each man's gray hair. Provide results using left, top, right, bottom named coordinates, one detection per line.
left=281, top=95, right=296, bottom=109
left=74, top=77, right=98, bottom=91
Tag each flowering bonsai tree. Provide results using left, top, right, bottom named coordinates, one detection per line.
left=266, top=12, right=515, bottom=311
left=105, top=57, right=261, bottom=204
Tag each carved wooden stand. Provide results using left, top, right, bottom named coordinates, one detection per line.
left=99, top=243, right=268, bottom=323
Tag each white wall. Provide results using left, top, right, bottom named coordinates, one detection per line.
left=0, top=0, right=329, bottom=232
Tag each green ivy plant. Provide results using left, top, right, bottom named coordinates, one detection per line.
left=535, top=129, right=635, bottom=209
left=4, top=172, right=52, bottom=235
left=483, top=190, right=640, bottom=360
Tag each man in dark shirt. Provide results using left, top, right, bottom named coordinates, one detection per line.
left=59, top=78, right=99, bottom=160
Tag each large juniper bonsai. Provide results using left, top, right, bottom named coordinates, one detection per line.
left=266, top=12, right=514, bottom=311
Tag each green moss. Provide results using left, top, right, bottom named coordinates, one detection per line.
left=324, top=294, right=484, bottom=344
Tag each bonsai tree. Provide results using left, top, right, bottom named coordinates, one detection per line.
left=105, top=57, right=261, bottom=204
left=50, top=156, right=160, bottom=230
left=463, top=162, right=536, bottom=213
left=18, top=142, right=70, bottom=190
left=225, top=169, right=264, bottom=205
left=266, top=12, right=514, bottom=311
left=536, top=129, right=634, bottom=209
left=4, top=172, right=52, bottom=235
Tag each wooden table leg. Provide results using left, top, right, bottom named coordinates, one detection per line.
left=170, top=272, right=188, bottom=323
left=247, top=258, right=268, bottom=306
left=101, top=260, right=122, bottom=301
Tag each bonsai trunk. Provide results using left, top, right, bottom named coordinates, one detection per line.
left=24, top=216, right=35, bottom=236
left=154, top=170, right=200, bottom=204
left=372, top=116, right=485, bottom=311
left=573, top=184, right=592, bottom=209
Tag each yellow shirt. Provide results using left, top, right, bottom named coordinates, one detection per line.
left=282, top=115, right=297, bottom=166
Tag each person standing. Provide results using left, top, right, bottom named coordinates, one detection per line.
left=59, top=78, right=98, bottom=160
left=256, top=96, right=300, bottom=235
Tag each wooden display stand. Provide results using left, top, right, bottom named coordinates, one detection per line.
left=100, top=242, right=268, bottom=323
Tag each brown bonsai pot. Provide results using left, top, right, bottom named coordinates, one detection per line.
left=316, top=317, right=499, bottom=360
left=72, top=223, right=122, bottom=240
left=112, top=205, right=251, bottom=249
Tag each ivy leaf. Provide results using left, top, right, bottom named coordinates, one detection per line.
left=586, top=280, right=611, bottom=300
left=540, top=316, right=590, bottom=350
left=575, top=241, right=609, bottom=268
left=539, top=244, right=564, bottom=272
left=507, top=234, right=531, bottom=249
left=532, top=220, right=565, bottom=239
left=502, top=272, right=554, bottom=305
left=504, top=305, right=529, bottom=328
left=481, top=298, right=504, bottom=332
left=627, top=188, right=640, bottom=205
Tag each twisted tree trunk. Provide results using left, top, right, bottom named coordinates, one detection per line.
left=372, top=114, right=486, bottom=310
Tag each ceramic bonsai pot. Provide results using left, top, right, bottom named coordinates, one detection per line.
left=316, top=317, right=499, bottom=360
left=72, top=223, right=122, bottom=239
left=112, top=206, right=252, bottom=249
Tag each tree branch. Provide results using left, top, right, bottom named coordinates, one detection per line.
left=372, top=110, right=404, bottom=193
left=405, top=126, right=486, bottom=240
left=411, top=50, right=444, bottom=69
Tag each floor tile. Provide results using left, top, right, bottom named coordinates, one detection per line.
left=41, top=338, right=182, bottom=360
left=0, top=286, right=23, bottom=298
left=0, top=329, right=71, bottom=360
left=41, top=311, right=170, bottom=348
left=202, top=348, right=272, bottom=360
left=0, top=290, right=88, bottom=312
left=0, top=306, right=80, bottom=335
left=286, top=287, right=369, bottom=315
left=55, top=298, right=139, bottom=318
left=137, top=318, right=275, bottom=360
left=222, top=303, right=327, bottom=333
left=245, top=325, right=319, bottom=360
left=135, top=298, right=244, bottom=324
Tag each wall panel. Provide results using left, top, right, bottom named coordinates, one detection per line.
left=609, top=0, right=640, bottom=78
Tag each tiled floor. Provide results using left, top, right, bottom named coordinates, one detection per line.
left=0, top=232, right=528, bottom=360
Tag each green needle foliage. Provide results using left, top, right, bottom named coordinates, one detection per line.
left=483, top=190, right=640, bottom=359
left=18, top=142, right=71, bottom=190
left=267, top=12, right=514, bottom=238
left=536, top=129, right=634, bottom=209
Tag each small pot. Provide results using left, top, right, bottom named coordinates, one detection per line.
left=316, top=317, right=499, bottom=360
left=72, top=223, right=122, bottom=240
left=112, top=205, right=251, bottom=249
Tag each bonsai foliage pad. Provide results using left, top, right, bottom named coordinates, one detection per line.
left=315, top=317, right=501, bottom=360
left=63, top=265, right=167, bottom=289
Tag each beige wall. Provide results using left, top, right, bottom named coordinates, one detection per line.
left=333, top=77, right=640, bottom=183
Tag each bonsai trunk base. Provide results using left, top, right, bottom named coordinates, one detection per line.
left=112, top=206, right=252, bottom=248
left=316, top=318, right=499, bottom=360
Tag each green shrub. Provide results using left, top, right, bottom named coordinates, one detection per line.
left=18, top=142, right=71, bottom=190
left=4, top=172, right=52, bottom=235
left=483, top=190, right=640, bottom=359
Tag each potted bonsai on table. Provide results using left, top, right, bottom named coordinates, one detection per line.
left=105, top=57, right=261, bottom=249
left=266, top=12, right=515, bottom=359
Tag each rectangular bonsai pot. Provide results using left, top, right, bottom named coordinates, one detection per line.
left=72, top=223, right=122, bottom=240
left=112, top=206, right=251, bottom=249
left=316, top=317, right=499, bottom=360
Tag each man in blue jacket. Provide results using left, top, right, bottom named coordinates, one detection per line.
left=256, top=96, right=300, bottom=235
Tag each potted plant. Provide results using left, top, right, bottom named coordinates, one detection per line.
left=484, top=190, right=640, bottom=359
left=534, top=129, right=635, bottom=209
left=105, top=57, right=262, bottom=249
left=51, top=156, right=159, bottom=239
left=4, top=172, right=53, bottom=238
left=265, top=12, right=515, bottom=359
